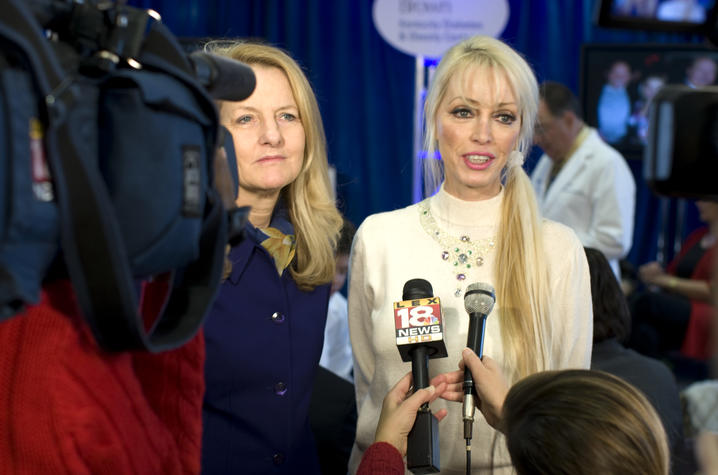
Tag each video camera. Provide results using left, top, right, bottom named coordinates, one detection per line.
left=0, top=0, right=255, bottom=352
left=596, top=0, right=718, bottom=200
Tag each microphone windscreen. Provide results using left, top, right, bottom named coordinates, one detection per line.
left=402, top=278, right=433, bottom=301
left=464, top=282, right=495, bottom=315
left=189, top=51, right=256, bottom=101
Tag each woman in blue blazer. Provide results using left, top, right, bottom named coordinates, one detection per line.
left=201, top=41, right=342, bottom=474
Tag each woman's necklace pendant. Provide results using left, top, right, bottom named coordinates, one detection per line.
left=419, top=200, right=495, bottom=297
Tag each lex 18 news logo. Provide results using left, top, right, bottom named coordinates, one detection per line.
left=393, top=297, right=442, bottom=342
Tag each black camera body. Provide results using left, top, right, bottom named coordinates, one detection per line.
left=644, top=85, right=718, bottom=200
left=0, top=0, right=252, bottom=352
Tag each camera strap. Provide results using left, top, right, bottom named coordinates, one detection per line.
left=0, top=0, right=227, bottom=352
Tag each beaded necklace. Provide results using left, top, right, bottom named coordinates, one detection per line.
left=418, top=199, right=496, bottom=297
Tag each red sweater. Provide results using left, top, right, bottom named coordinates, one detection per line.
left=356, top=442, right=405, bottom=475
left=0, top=279, right=205, bottom=474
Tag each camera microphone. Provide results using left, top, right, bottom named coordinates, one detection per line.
left=189, top=51, right=256, bottom=101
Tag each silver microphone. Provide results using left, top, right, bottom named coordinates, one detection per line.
left=462, top=282, right=496, bottom=442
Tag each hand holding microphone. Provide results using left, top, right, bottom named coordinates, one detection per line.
left=459, top=349, right=508, bottom=431
left=374, top=372, right=448, bottom=457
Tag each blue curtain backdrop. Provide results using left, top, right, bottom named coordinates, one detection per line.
left=127, top=0, right=709, bottom=268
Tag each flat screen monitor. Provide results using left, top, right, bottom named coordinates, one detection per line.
left=580, top=42, right=718, bottom=159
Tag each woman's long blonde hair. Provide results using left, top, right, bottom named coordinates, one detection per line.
left=207, top=41, right=342, bottom=290
left=423, top=35, right=549, bottom=381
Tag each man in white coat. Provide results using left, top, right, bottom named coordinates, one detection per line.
left=531, top=81, right=636, bottom=279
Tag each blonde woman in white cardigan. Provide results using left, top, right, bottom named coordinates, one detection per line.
left=347, top=35, right=593, bottom=474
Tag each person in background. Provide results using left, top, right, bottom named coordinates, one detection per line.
left=584, top=247, right=685, bottom=469
left=694, top=225, right=718, bottom=475
left=310, top=216, right=358, bottom=475
left=629, top=200, right=717, bottom=362
left=701, top=232, right=718, bottom=475
left=628, top=74, right=666, bottom=144
left=201, top=41, right=342, bottom=474
left=597, top=60, right=633, bottom=144
left=319, top=216, right=357, bottom=381
left=531, top=81, right=636, bottom=281
left=348, top=35, right=592, bottom=474
left=684, top=55, right=718, bottom=88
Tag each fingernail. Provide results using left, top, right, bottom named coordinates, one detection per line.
left=427, top=385, right=435, bottom=394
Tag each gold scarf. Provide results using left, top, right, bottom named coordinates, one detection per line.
left=260, top=227, right=296, bottom=276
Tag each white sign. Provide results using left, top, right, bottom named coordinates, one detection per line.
left=373, top=0, right=510, bottom=58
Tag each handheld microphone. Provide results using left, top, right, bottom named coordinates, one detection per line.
left=394, top=278, right=447, bottom=474
left=462, top=283, right=496, bottom=444
left=189, top=51, right=256, bottom=101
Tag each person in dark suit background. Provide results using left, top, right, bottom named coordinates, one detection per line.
left=585, top=247, right=686, bottom=471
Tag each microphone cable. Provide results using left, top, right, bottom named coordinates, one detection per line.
left=465, top=437, right=471, bottom=475
left=463, top=378, right=474, bottom=475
